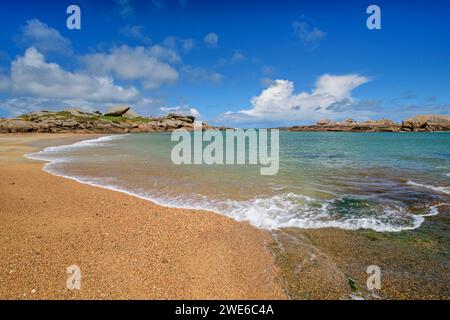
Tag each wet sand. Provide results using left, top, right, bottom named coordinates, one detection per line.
left=0, top=134, right=285, bottom=299
left=271, top=221, right=450, bottom=299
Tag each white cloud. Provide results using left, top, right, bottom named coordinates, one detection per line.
left=16, top=19, right=72, bottom=54
left=224, top=74, right=369, bottom=123
left=0, top=97, right=93, bottom=116
left=147, top=45, right=181, bottom=63
left=204, top=32, right=218, bottom=47
left=160, top=105, right=201, bottom=118
left=9, top=47, right=139, bottom=103
left=292, top=18, right=326, bottom=46
left=81, top=45, right=179, bottom=89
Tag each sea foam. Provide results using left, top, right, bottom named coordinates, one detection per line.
left=407, top=180, right=450, bottom=195
left=25, top=135, right=445, bottom=233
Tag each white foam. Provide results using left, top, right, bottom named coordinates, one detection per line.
left=219, top=193, right=426, bottom=232
left=407, top=180, right=450, bottom=195
left=420, top=203, right=449, bottom=217
left=24, top=135, right=441, bottom=233
left=26, top=134, right=128, bottom=162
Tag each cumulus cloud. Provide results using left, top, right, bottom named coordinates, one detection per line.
left=160, top=105, right=201, bottom=118
left=81, top=45, right=180, bottom=89
left=0, top=97, right=92, bottom=116
left=223, top=74, right=369, bottom=123
left=16, top=19, right=72, bottom=54
left=292, top=18, right=326, bottom=47
left=8, top=47, right=139, bottom=103
left=204, top=32, right=218, bottom=47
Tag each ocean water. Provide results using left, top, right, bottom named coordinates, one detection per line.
left=26, top=132, right=450, bottom=232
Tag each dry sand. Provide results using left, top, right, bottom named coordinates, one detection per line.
left=0, top=134, right=286, bottom=299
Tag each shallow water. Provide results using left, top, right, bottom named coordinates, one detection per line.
left=26, top=132, right=450, bottom=232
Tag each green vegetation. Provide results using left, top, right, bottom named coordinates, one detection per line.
left=20, top=111, right=159, bottom=124
left=99, top=115, right=124, bottom=123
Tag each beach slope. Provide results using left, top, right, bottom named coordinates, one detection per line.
left=0, top=134, right=285, bottom=299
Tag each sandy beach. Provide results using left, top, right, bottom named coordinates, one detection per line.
left=1, top=134, right=449, bottom=300
left=0, top=134, right=285, bottom=299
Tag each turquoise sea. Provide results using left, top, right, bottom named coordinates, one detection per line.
left=27, top=132, right=450, bottom=232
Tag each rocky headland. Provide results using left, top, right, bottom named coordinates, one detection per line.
left=282, top=114, right=450, bottom=132
left=0, top=105, right=219, bottom=134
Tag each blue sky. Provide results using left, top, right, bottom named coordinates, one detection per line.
left=0, top=0, right=448, bottom=126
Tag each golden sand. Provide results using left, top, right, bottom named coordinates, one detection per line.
left=0, top=134, right=285, bottom=299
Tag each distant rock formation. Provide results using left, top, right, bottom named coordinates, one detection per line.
left=0, top=107, right=216, bottom=134
left=401, top=114, right=450, bottom=132
left=316, top=118, right=330, bottom=126
left=283, top=115, right=450, bottom=132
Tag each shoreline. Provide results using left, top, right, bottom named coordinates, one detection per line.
left=0, top=133, right=285, bottom=299
left=1, top=133, right=449, bottom=300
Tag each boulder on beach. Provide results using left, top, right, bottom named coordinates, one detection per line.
left=104, top=105, right=131, bottom=116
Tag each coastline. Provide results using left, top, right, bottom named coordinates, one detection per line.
left=1, top=133, right=448, bottom=300
left=0, top=134, right=285, bottom=299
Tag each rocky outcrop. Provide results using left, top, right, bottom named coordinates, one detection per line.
left=122, top=109, right=140, bottom=119
left=104, top=105, right=131, bottom=117
left=0, top=108, right=215, bottom=134
left=132, top=113, right=211, bottom=132
left=401, top=114, right=450, bottom=132
left=0, top=119, right=39, bottom=133
left=283, top=115, right=450, bottom=132
left=316, top=118, right=330, bottom=126
left=285, top=118, right=401, bottom=132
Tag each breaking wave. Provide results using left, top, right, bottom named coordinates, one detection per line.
left=25, top=135, right=446, bottom=233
